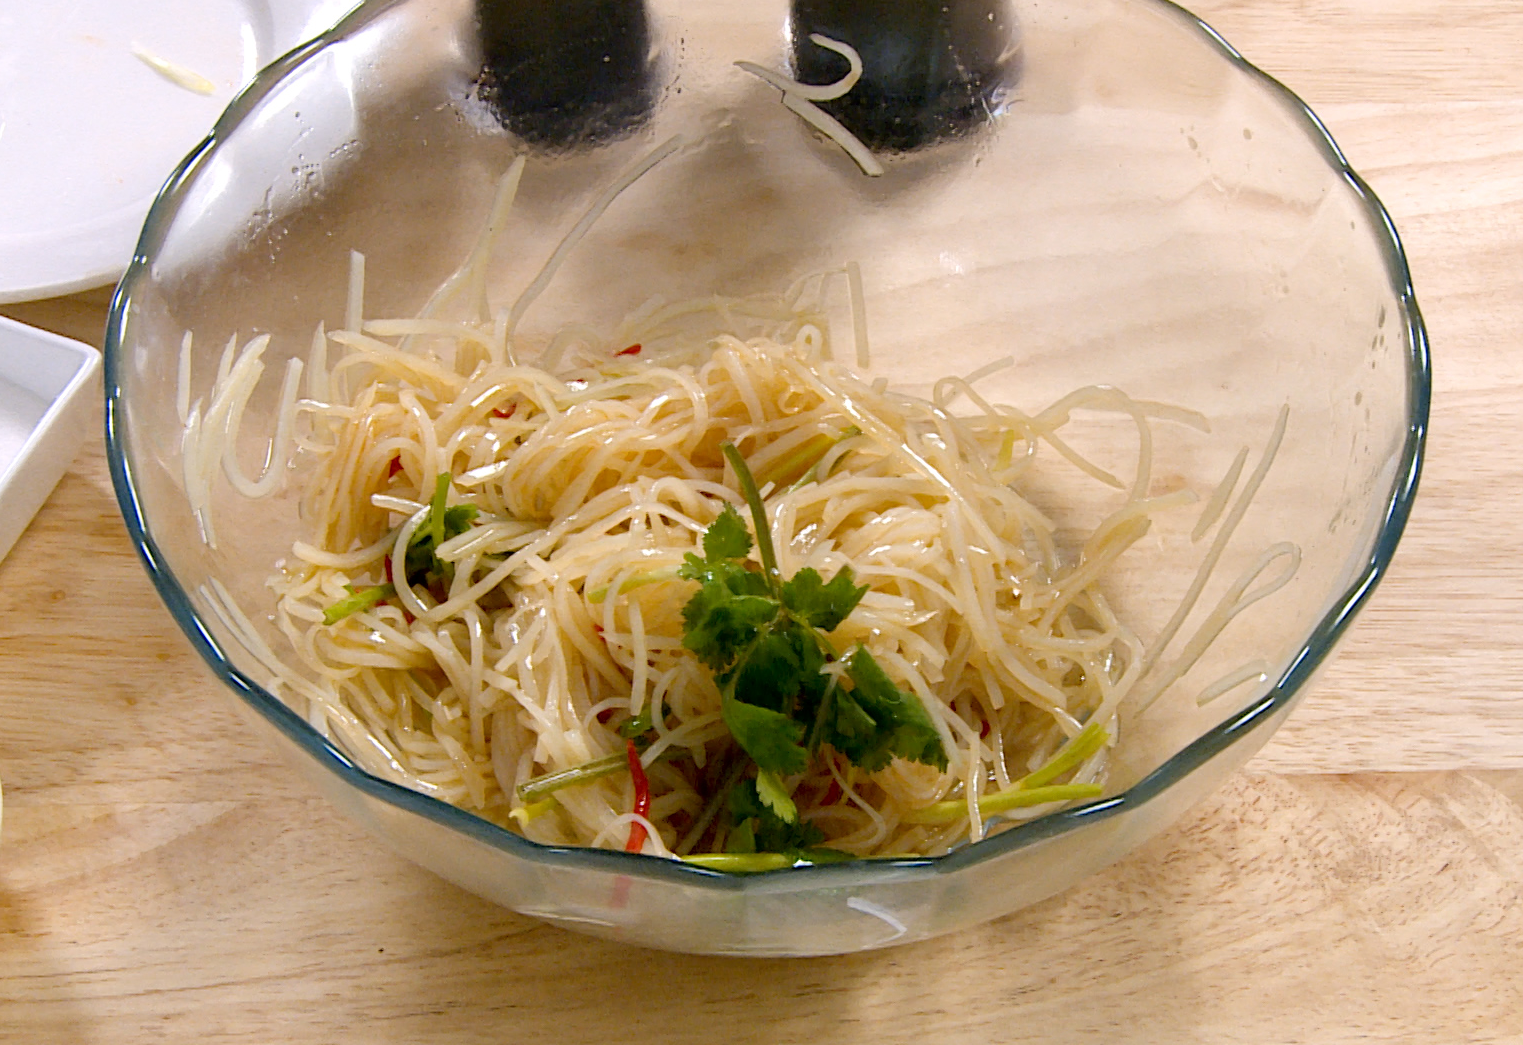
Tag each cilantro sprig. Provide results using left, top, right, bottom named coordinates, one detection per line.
left=677, top=443, right=947, bottom=847
left=324, top=473, right=478, bottom=625
left=406, top=473, right=479, bottom=592
left=507, top=446, right=952, bottom=864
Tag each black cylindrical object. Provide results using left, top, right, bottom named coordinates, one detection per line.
left=475, top=0, right=657, bottom=147
left=790, top=0, right=1019, bottom=152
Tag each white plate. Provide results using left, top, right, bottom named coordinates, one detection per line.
left=0, top=0, right=360, bottom=304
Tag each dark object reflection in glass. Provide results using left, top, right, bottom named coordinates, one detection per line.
left=475, top=0, right=657, bottom=147
left=789, top=0, right=1020, bottom=152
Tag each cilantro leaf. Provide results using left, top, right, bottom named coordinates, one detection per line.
left=724, top=622, right=831, bottom=778
left=703, top=502, right=753, bottom=561
left=728, top=619, right=830, bottom=719
left=754, top=768, right=798, bottom=823
left=678, top=501, right=769, bottom=630
left=677, top=555, right=770, bottom=598
left=726, top=628, right=800, bottom=712
left=780, top=566, right=868, bottom=631
left=826, top=646, right=949, bottom=773
left=680, top=587, right=777, bottom=672
left=730, top=779, right=824, bottom=853
left=676, top=503, right=771, bottom=672
left=685, top=560, right=742, bottom=594
left=676, top=504, right=754, bottom=588
left=722, top=689, right=809, bottom=776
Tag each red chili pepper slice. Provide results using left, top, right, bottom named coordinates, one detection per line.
left=388, top=455, right=404, bottom=477
left=615, top=343, right=642, bottom=357
left=624, top=740, right=651, bottom=854
left=491, top=402, right=517, bottom=419
left=820, top=779, right=843, bottom=807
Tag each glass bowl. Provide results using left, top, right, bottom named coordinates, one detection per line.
left=104, top=0, right=1427, bottom=955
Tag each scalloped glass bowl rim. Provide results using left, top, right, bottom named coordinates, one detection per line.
left=102, top=0, right=1430, bottom=891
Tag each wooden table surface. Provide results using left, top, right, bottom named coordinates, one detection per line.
left=3, top=2, right=1521, bottom=1041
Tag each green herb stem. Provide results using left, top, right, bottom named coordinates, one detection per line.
left=903, top=782, right=1105, bottom=825
left=755, top=433, right=834, bottom=492
left=428, top=472, right=451, bottom=548
left=786, top=425, right=861, bottom=492
left=675, top=754, right=751, bottom=856
left=586, top=566, right=681, bottom=605
left=721, top=442, right=781, bottom=590
left=517, top=752, right=627, bottom=803
left=507, top=796, right=558, bottom=826
left=682, top=846, right=855, bottom=871
left=681, top=853, right=796, bottom=873
left=898, top=722, right=1110, bottom=824
left=753, top=424, right=862, bottom=494
left=978, top=781, right=1105, bottom=817
left=322, top=583, right=397, bottom=626
left=516, top=746, right=674, bottom=804
left=617, top=706, right=655, bottom=739
left=804, top=674, right=840, bottom=751
left=1018, top=721, right=1110, bottom=790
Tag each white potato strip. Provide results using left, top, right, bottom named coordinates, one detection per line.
left=414, top=155, right=526, bottom=330
left=846, top=260, right=870, bottom=368
left=1137, top=404, right=1291, bottom=691
left=132, top=45, right=215, bottom=95
left=782, top=92, right=886, bottom=177
left=1195, top=659, right=1272, bottom=708
left=737, top=36, right=885, bottom=177
left=1194, top=445, right=1249, bottom=540
left=507, top=135, right=684, bottom=335
left=733, top=33, right=863, bottom=102
left=346, top=251, right=365, bottom=334
left=1134, top=541, right=1301, bottom=714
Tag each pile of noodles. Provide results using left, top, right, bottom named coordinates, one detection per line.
left=175, top=137, right=1295, bottom=862
left=254, top=292, right=1240, bottom=859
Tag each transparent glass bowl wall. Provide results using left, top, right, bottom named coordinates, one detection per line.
left=106, top=0, right=1426, bottom=955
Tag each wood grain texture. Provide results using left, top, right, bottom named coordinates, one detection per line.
left=1205, top=0, right=1523, bottom=773
left=3, top=772, right=1522, bottom=1043
left=1, top=0, right=1520, bottom=1039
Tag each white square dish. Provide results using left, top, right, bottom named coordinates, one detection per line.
left=0, top=317, right=101, bottom=565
